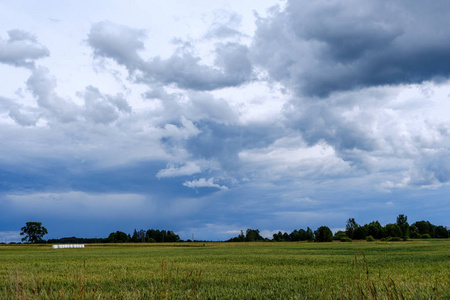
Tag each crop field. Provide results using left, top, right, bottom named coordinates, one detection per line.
left=0, top=240, right=449, bottom=299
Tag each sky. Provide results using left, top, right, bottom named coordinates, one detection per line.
left=1, top=0, right=449, bottom=242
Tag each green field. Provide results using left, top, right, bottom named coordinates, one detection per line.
left=1, top=240, right=449, bottom=299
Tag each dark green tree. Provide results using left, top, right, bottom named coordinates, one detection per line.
left=353, top=224, right=368, bottom=240
left=305, top=227, right=315, bottom=241
left=131, top=229, right=146, bottom=243
left=20, top=222, right=48, bottom=243
left=435, top=226, right=448, bottom=238
left=107, top=231, right=128, bottom=243
left=410, top=220, right=435, bottom=237
left=396, top=214, right=409, bottom=240
left=314, top=226, right=333, bottom=242
left=238, top=230, right=245, bottom=242
left=166, top=230, right=181, bottom=242
left=298, top=229, right=309, bottom=241
left=289, top=229, right=309, bottom=241
left=345, top=218, right=358, bottom=239
left=245, top=229, right=264, bottom=242
left=367, top=221, right=383, bottom=239
left=384, top=223, right=402, bottom=238
left=273, top=231, right=284, bottom=242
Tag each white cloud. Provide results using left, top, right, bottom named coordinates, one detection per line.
left=239, top=136, right=352, bottom=180
left=157, top=162, right=202, bottom=178
left=183, top=177, right=228, bottom=190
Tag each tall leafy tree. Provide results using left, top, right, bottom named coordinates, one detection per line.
left=305, top=227, right=315, bottom=241
left=107, top=231, right=129, bottom=243
left=245, top=229, right=264, bottom=242
left=396, top=214, right=409, bottom=240
left=314, top=226, right=333, bottom=242
left=367, top=221, right=383, bottom=239
left=345, top=218, right=358, bottom=239
left=20, top=222, right=48, bottom=243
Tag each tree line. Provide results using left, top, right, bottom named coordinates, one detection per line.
left=15, top=223, right=181, bottom=244
left=107, top=229, right=180, bottom=243
left=12, top=216, right=449, bottom=244
left=227, top=215, right=449, bottom=243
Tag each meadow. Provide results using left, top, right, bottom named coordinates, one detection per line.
left=0, top=240, right=449, bottom=299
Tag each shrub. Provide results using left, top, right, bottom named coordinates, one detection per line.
left=366, top=235, right=375, bottom=242
left=340, top=237, right=352, bottom=242
left=421, top=234, right=431, bottom=239
left=333, top=231, right=347, bottom=241
left=409, top=231, right=421, bottom=239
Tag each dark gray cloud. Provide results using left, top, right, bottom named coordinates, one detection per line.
left=252, top=0, right=450, bottom=97
left=87, top=21, right=253, bottom=91
left=0, top=29, right=49, bottom=68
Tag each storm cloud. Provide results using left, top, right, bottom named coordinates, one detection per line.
left=252, top=0, right=450, bottom=97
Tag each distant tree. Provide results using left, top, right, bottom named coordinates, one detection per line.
left=314, top=226, right=333, bottom=242
left=166, top=230, right=181, bottom=242
left=245, top=229, right=264, bottom=242
left=367, top=221, right=383, bottom=239
left=298, top=229, right=309, bottom=241
left=107, top=231, right=128, bottom=243
left=384, top=223, right=402, bottom=238
left=20, top=222, right=48, bottom=244
left=273, top=231, right=284, bottom=242
left=305, top=227, right=315, bottom=241
left=345, top=218, right=358, bottom=240
left=289, top=230, right=300, bottom=241
left=290, top=229, right=308, bottom=241
left=396, top=214, right=409, bottom=240
left=131, top=229, right=139, bottom=243
left=410, top=220, right=434, bottom=237
left=435, top=226, right=448, bottom=238
left=238, top=230, right=245, bottom=242
left=131, top=229, right=146, bottom=243
left=353, top=224, right=368, bottom=240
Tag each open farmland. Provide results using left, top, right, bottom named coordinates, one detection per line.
left=1, top=240, right=449, bottom=299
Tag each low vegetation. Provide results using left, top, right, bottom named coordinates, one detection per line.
left=1, top=240, right=448, bottom=299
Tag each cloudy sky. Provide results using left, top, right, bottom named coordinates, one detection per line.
left=1, top=0, right=449, bottom=242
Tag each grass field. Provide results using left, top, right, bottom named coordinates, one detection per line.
left=1, top=240, right=449, bottom=299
